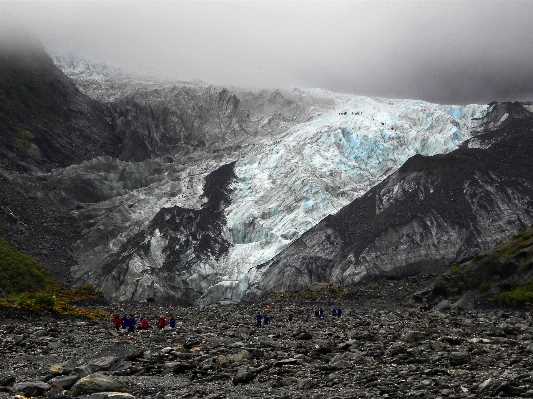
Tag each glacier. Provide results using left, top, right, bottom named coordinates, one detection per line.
left=49, top=57, right=489, bottom=305
left=196, top=92, right=487, bottom=305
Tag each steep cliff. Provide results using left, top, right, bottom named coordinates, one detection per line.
left=0, top=36, right=121, bottom=172
left=247, top=102, right=533, bottom=298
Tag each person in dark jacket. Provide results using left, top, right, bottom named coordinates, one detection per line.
left=128, top=315, right=136, bottom=333
left=256, top=312, right=263, bottom=327
left=168, top=315, right=176, bottom=328
left=121, top=316, right=129, bottom=330
left=263, top=314, right=270, bottom=325
left=287, top=313, right=293, bottom=327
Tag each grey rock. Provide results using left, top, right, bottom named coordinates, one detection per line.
left=449, top=351, right=469, bottom=365
left=49, top=374, right=80, bottom=390
left=89, top=356, right=122, bottom=372
left=0, top=375, right=15, bottom=386
left=13, top=381, right=50, bottom=396
left=69, top=374, right=125, bottom=396
left=232, top=368, right=256, bottom=385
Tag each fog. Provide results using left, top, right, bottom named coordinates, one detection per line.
left=2, top=1, right=533, bottom=105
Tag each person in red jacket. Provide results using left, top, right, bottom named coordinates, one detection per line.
left=158, top=315, right=166, bottom=330
left=139, top=317, right=152, bottom=330
left=112, top=315, right=121, bottom=331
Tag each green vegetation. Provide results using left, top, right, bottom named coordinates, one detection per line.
left=0, top=237, right=110, bottom=319
left=270, top=284, right=349, bottom=302
left=479, top=281, right=492, bottom=294
left=513, top=231, right=533, bottom=241
left=432, top=225, right=533, bottom=306
left=450, top=263, right=461, bottom=273
left=471, top=254, right=487, bottom=263
left=0, top=237, right=58, bottom=295
left=493, top=279, right=533, bottom=305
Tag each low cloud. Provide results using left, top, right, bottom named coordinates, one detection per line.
left=2, top=1, right=533, bottom=105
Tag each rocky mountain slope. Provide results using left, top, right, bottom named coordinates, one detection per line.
left=428, top=225, right=533, bottom=309
left=44, top=56, right=490, bottom=304
left=1, top=43, right=498, bottom=305
left=0, top=36, right=121, bottom=173
left=247, top=102, right=533, bottom=299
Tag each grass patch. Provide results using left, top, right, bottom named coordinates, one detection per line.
left=479, top=281, right=492, bottom=294
left=0, top=237, right=58, bottom=296
left=493, top=279, right=533, bottom=305
left=450, top=263, right=461, bottom=273
left=0, top=237, right=110, bottom=319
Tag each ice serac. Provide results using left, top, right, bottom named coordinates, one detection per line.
left=246, top=102, right=533, bottom=299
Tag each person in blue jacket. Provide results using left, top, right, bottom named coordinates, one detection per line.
left=121, top=315, right=129, bottom=329
left=168, top=315, right=176, bottom=328
left=128, top=315, right=136, bottom=333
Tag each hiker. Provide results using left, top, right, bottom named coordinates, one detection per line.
left=112, top=315, right=121, bottom=331
left=287, top=312, right=293, bottom=327
left=121, top=315, right=129, bottom=330
left=337, top=306, right=342, bottom=317
left=315, top=308, right=319, bottom=318
left=139, top=317, right=152, bottom=330
left=128, top=315, right=136, bottom=333
left=332, top=308, right=338, bottom=317
left=168, top=315, right=176, bottom=328
left=158, top=315, right=166, bottom=330
left=318, top=307, right=324, bottom=320
left=256, top=312, right=263, bottom=328
left=263, top=314, right=270, bottom=325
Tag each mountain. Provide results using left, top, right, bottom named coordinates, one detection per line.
left=0, top=36, right=122, bottom=172
left=43, top=57, right=488, bottom=304
left=1, top=46, right=500, bottom=305
left=428, top=225, right=533, bottom=309
left=246, top=102, right=533, bottom=300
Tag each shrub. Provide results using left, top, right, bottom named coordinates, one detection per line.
left=513, top=231, right=533, bottom=241
left=450, top=263, right=461, bottom=273
left=493, top=279, right=533, bottom=305
left=0, top=237, right=58, bottom=295
left=33, top=293, right=55, bottom=308
left=479, top=281, right=492, bottom=294
left=471, top=254, right=486, bottom=263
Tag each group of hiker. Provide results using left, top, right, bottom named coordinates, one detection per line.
left=254, top=306, right=343, bottom=328
left=314, top=306, right=342, bottom=320
left=112, top=314, right=176, bottom=332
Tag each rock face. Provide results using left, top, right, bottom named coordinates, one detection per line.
left=0, top=35, right=121, bottom=172
left=247, top=102, right=533, bottom=298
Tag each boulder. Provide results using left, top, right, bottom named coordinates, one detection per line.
left=49, top=374, right=80, bottom=390
left=89, top=356, right=122, bottom=372
left=13, top=381, right=50, bottom=396
left=232, top=368, right=256, bottom=385
left=69, top=374, right=125, bottom=396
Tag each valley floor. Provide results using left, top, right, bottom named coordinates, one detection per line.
left=1, top=286, right=533, bottom=399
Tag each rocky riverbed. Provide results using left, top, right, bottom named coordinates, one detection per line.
left=1, top=292, right=533, bottom=399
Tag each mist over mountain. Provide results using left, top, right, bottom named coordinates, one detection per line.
left=1, top=39, right=532, bottom=306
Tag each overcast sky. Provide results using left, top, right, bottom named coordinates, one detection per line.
left=2, top=1, right=533, bottom=105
